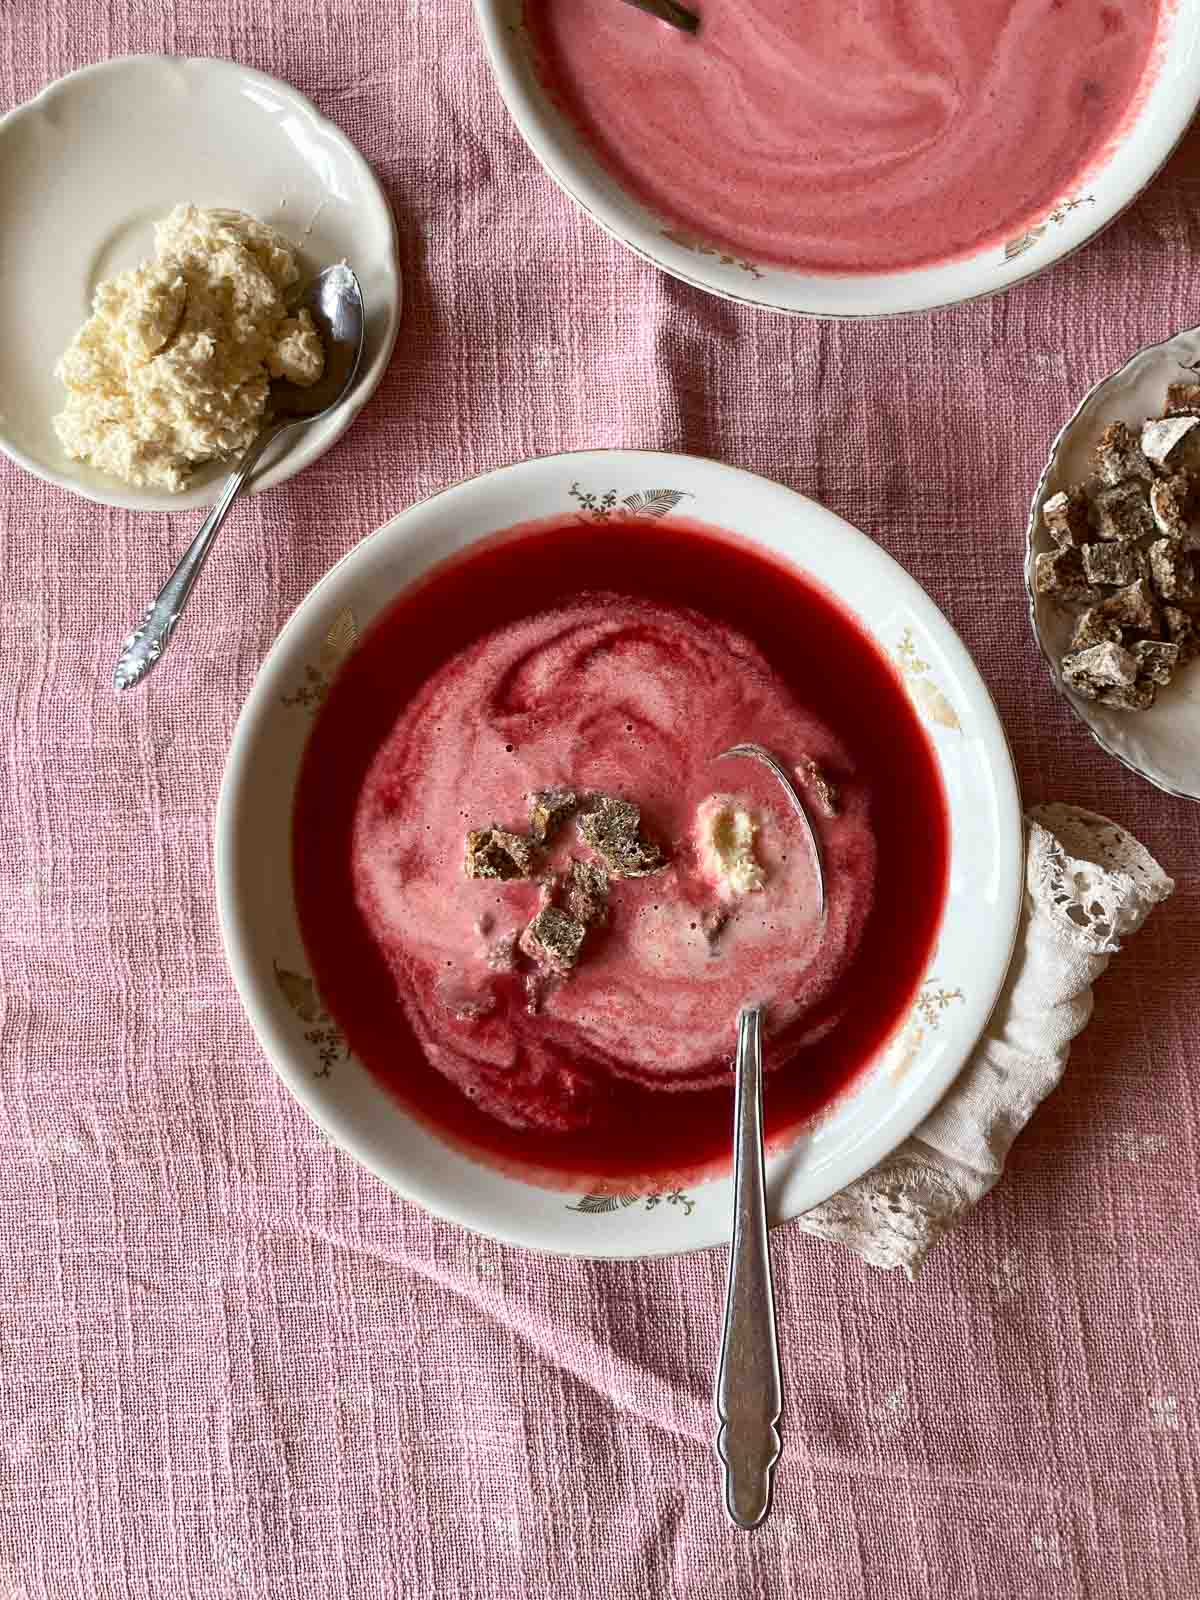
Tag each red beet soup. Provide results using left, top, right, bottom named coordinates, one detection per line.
left=523, top=0, right=1162, bottom=275
left=293, top=516, right=949, bottom=1185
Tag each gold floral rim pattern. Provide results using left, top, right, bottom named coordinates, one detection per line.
left=888, top=979, right=966, bottom=1082
left=568, top=481, right=690, bottom=521
left=567, top=1188, right=696, bottom=1217
left=660, top=228, right=765, bottom=281
left=894, top=628, right=961, bottom=731
left=273, top=963, right=349, bottom=1079
left=1004, top=195, right=1095, bottom=262
left=669, top=196, right=1096, bottom=275
left=280, top=606, right=359, bottom=711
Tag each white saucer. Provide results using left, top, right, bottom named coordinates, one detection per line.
left=0, top=55, right=402, bottom=511
left=1027, top=326, right=1200, bottom=803
left=216, top=451, right=1023, bottom=1257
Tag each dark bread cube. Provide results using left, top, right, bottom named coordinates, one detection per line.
left=1142, top=415, right=1200, bottom=470
left=564, top=859, right=609, bottom=929
left=1097, top=681, right=1157, bottom=711
left=528, top=788, right=577, bottom=844
left=1132, top=640, right=1180, bottom=686
left=1164, top=605, right=1200, bottom=665
left=1148, top=540, right=1200, bottom=604
left=519, top=906, right=586, bottom=975
left=464, top=827, right=537, bottom=880
left=1061, top=641, right=1139, bottom=699
left=1093, top=481, right=1155, bottom=544
left=1093, top=421, right=1154, bottom=485
left=1097, top=579, right=1161, bottom=636
left=1081, top=543, right=1144, bottom=588
left=578, top=794, right=665, bottom=878
left=1149, top=473, right=1192, bottom=540
left=1034, top=547, right=1098, bottom=607
left=1069, top=608, right=1123, bottom=653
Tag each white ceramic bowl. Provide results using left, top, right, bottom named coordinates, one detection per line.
left=1027, top=326, right=1200, bottom=802
left=473, top=1, right=1200, bottom=318
left=0, top=56, right=402, bottom=511
left=217, top=451, right=1023, bottom=1257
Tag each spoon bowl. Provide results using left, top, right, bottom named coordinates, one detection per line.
left=716, top=742, right=826, bottom=919
left=271, top=265, right=366, bottom=422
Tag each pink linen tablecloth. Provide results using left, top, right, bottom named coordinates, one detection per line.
left=2, top=5, right=1199, bottom=1596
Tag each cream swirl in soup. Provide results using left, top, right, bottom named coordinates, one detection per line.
left=523, top=0, right=1162, bottom=274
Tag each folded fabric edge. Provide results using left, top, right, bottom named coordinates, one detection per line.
left=795, top=805, right=1174, bottom=1277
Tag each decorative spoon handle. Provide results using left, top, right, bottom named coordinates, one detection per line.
left=714, top=1004, right=783, bottom=1530
left=112, top=422, right=282, bottom=691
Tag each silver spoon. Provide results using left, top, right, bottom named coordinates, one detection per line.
left=112, top=263, right=366, bottom=692
left=619, top=0, right=700, bottom=33
left=719, top=743, right=826, bottom=919
left=712, top=743, right=827, bottom=1529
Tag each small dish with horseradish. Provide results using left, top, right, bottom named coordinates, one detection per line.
left=0, top=56, right=401, bottom=511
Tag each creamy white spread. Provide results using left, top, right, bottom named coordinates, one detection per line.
left=694, top=795, right=766, bottom=896
left=53, top=204, right=324, bottom=492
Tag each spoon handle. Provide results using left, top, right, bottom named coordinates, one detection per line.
left=619, top=0, right=700, bottom=32
left=112, top=422, right=284, bottom=691
left=714, top=1005, right=783, bottom=1530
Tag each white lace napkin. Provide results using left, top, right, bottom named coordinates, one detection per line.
left=798, top=804, right=1174, bottom=1276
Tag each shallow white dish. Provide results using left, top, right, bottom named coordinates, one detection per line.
left=473, top=0, right=1200, bottom=319
left=1027, top=327, right=1200, bottom=802
left=0, top=55, right=401, bottom=511
left=217, top=451, right=1023, bottom=1257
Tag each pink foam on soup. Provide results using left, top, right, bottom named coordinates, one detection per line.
left=523, top=0, right=1162, bottom=274
left=292, top=515, right=949, bottom=1186
left=353, top=594, right=874, bottom=1134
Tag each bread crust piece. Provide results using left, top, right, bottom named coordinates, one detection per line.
left=1132, top=640, right=1180, bottom=687
left=1080, top=542, right=1144, bottom=588
left=1149, top=474, right=1192, bottom=540
left=464, top=826, right=537, bottom=880
left=1042, top=487, right=1092, bottom=547
left=563, top=859, right=609, bottom=929
left=1148, top=540, right=1200, bottom=604
left=1165, top=382, right=1200, bottom=416
left=1034, top=547, right=1098, bottom=607
left=1093, top=481, right=1156, bottom=543
left=519, top=906, right=586, bottom=975
left=1141, top=415, right=1200, bottom=469
left=577, top=794, right=665, bottom=878
left=1061, top=641, right=1139, bottom=697
left=1093, top=420, right=1154, bottom=485
left=1164, top=606, right=1200, bottom=664
left=1096, top=681, right=1157, bottom=711
left=527, top=788, right=578, bottom=844
left=1096, top=578, right=1161, bottom=636
left=1069, top=608, right=1124, bottom=653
